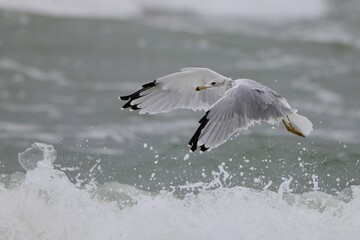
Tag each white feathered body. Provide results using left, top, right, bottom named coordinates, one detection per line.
left=121, top=68, right=313, bottom=151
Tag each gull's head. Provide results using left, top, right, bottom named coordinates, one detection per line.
left=196, top=78, right=228, bottom=91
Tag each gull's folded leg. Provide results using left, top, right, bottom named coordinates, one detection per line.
left=282, top=117, right=305, bottom=137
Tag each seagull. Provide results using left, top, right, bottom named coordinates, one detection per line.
left=120, top=68, right=313, bottom=152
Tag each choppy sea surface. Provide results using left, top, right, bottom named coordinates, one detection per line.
left=0, top=0, right=360, bottom=239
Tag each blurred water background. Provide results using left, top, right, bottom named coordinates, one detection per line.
left=0, top=0, right=360, bottom=239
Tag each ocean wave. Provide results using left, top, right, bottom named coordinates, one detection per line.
left=0, top=59, right=70, bottom=86
left=0, top=102, right=62, bottom=119
left=1, top=143, right=360, bottom=239
left=0, top=0, right=328, bottom=22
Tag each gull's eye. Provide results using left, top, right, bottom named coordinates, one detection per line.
left=211, top=82, right=216, bottom=86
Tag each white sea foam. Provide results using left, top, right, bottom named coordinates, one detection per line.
left=0, top=0, right=328, bottom=22
left=18, top=142, right=57, bottom=171
left=1, top=143, right=360, bottom=239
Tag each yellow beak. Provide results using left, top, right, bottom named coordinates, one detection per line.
left=196, top=85, right=207, bottom=91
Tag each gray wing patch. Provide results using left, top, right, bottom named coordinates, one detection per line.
left=189, top=82, right=294, bottom=152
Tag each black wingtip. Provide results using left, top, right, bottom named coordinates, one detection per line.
left=188, top=110, right=210, bottom=152
left=120, top=95, right=131, bottom=101
left=120, top=80, right=157, bottom=112
left=142, top=80, right=156, bottom=88
left=131, top=104, right=140, bottom=110
left=190, top=144, right=197, bottom=152
left=200, top=145, right=209, bottom=152
left=122, top=100, right=132, bottom=109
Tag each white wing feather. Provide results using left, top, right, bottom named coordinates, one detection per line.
left=121, top=68, right=228, bottom=114
left=189, top=79, right=294, bottom=151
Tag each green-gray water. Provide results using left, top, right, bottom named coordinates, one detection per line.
left=1, top=1, right=360, bottom=239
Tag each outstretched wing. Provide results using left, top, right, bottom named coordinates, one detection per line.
left=120, top=68, right=228, bottom=114
left=189, top=79, right=294, bottom=152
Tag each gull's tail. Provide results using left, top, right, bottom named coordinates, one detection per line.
left=287, top=112, right=313, bottom=136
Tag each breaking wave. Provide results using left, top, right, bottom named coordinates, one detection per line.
left=0, top=0, right=328, bottom=22
left=1, top=143, right=360, bottom=240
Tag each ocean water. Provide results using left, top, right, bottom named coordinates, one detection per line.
left=0, top=0, right=360, bottom=239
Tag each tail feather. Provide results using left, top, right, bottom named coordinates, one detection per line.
left=287, top=113, right=313, bottom=136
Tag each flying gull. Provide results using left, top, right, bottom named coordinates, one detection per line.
left=120, top=68, right=313, bottom=152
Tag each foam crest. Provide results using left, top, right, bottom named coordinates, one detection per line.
left=0, top=59, right=70, bottom=86
left=18, top=142, right=57, bottom=171
left=0, top=0, right=327, bottom=22
left=0, top=144, right=123, bottom=239
left=1, top=143, right=360, bottom=240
